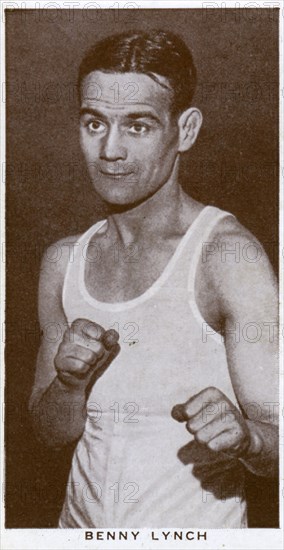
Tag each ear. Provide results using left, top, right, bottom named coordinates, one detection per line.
left=177, top=108, right=203, bottom=153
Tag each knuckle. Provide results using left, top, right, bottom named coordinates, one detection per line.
left=55, top=345, right=69, bottom=364
left=64, top=356, right=77, bottom=371
left=186, top=420, right=197, bottom=435
left=84, top=348, right=96, bottom=364
left=195, top=430, right=207, bottom=444
left=108, top=328, right=119, bottom=339
left=207, top=386, right=221, bottom=397
left=94, top=342, right=105, bottom=358
left=71, top=318, right=88, bottom=328
left=208, top=439, right=219, bottom=451
left=83, top=323, right=104, bottom=342
left=71, top=319, right=92, bottom=338
left=55, top=356, right=70, bottom=374
left=75, top=362, right=90, bottom=375
left=184, top=401, right=193, bottom=415
left=70, top=319, right=81, bottom=335
left=63, top=328, right=74, bottom=343
left=55, top=351, right=83, bottom=373
left=102, top=329, right=119, bottom=350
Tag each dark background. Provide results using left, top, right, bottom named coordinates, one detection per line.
left=5, top=8, right=279, bottom=527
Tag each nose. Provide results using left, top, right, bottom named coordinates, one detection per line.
left=100, top=125, right=127, bottom=162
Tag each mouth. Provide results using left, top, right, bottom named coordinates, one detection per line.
left=100, top=170, right=133, bottom=179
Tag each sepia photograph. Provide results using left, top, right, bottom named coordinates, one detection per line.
left=2, top=2, right=282, bottom=549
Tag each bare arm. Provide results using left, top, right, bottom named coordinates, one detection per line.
left=173, top=217, right=279, bottom=477
left=217, top=220, right=278, bottom=476
left=29, top=238, right=119, bottom=449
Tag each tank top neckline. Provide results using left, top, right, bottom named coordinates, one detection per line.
left=78, top=205, right=212, bottom=312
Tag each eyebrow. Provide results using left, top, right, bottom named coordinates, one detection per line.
left=79, top=107, right=161, bottom=124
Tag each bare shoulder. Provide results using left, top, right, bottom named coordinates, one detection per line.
left=195, top=212, right=278, bottom=330
left=199, top=213, right=277, bottom=320
left=41, top=234, right=82, bottom=280
left=38, top=234, right=82, bottom=319
left=207, top=214, right=264, bottom=248
left=206, top=214, right=276, bottom=281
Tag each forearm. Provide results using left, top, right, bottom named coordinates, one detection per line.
left=238, top=420, right=279, bottom=477
left=29, top=377, right=87, bottom=449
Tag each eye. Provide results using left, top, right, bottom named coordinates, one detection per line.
left=128, top=122, right=149, bottom=135
left=86, top=120, right=105, bottom=134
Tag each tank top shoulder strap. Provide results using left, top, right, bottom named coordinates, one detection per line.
left=174, top=206, right=235, bottom=345
left=186, top=206, right=235, bottom=294
left=75, top=219, right=107, bottom=251
left=62, top=219, right=107, bottom=316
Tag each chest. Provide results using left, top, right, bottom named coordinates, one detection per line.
left=84, top=235, right=178, bottom=302
left=83, top=229, right=221, bottom=331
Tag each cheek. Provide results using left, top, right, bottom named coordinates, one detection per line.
left=137, top=135, right=176, bottom=163
left=80, top=132, right=98, bottom=159
left=80, top=132, right=89, bottom=158
left=154, top=127, right=178, bottom=155
left=144, top=140, right=177, bottom=172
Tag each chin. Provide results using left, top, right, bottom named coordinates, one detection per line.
left=105, top=196, right=145, bottom=213
left=95, top=186, right=153, bottom=210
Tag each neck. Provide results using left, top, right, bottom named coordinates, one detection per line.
left=107, top=160, right=186, bottom=244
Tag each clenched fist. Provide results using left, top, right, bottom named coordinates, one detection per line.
left=54, top=318, right=120, bottom=390
left=172, top=387, right=262, bottom=458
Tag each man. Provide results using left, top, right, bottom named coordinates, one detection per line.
left=29, top=30, right=278, bottom=528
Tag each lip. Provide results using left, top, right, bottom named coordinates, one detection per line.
left=100, top=170, right=133, bottom=178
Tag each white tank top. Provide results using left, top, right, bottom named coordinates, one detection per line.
left=59, top=206, right=247, bottom=528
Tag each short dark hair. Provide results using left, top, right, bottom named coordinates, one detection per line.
left=78, top=29, right=197, bottom=116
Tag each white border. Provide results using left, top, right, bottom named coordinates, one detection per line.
left=1, top=527, right=284, bottom=550
left=1, top=1, right=283, bottom=549
left=0, top=2, right=6, bottom=546
left=279, top=0, right=284, bottom=544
